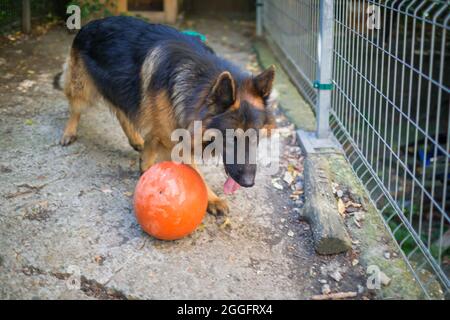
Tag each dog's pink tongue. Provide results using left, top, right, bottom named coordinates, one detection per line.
left=224, top=176, right=240, bottom=195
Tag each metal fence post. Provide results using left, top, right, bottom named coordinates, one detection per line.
left=256, top=0, right=263, bottom=37
left=22, top=0, right=31, bottom=34
left=316, top=0, right=334, bottom=139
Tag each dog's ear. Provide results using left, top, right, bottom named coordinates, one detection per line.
left=209, top=71, right=236, bottom=111
left=254, top=65, right=275, bottom=98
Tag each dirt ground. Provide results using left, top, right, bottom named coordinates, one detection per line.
left=0, top=17, right=368, bottom=299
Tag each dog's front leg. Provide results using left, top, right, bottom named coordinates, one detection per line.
left=139, top=138, right=160, bottom=173
left=189, top=163, right=229, bottom=215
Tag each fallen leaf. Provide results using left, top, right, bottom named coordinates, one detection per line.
left=283, top=171, right=294, bottom=185
left=379, top=271, right=391, bottom=286
left=271, top=179, right=283, bottom=190
left=337, top=199, right=346, bottom=216
left=330, top=270, right=343, bottom=282
left=345, top=201, right=362, bottom=208
left=18, top=79, right=36, bottom=92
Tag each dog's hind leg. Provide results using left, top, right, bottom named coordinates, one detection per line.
left=60, top=97, right=87, bottom=146
left=60, top=49, right=95, bottom=146
left=115, top=110, right=144, bottom=152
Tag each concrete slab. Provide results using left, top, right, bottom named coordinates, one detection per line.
left=0, top=17, right=423, bottom=300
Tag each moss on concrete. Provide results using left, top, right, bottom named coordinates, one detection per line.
left=328, top=154, right=431, bottom=299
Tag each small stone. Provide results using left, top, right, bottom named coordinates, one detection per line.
left=379, top=271, right=391, bottom=286
left=383, top=252, right=391, bottom=260
left=329, top=270, right=343, bottom=282
left=271, top=179, right=284, bottom=190
left=357, top=284, right=365, bottom=294
left=280, top=218, right=286, bottom=223
left=93, top=255, right=105, bottom=265
left=353, top=211, right=365, bottom=221
left=352, top=259, right=359, bottom=266
left=287, top=230, right=294, bottom=237
left=321, top=284, right=331, bottom=295
left=336, top=190, right=344, bottom=198
left=319, top=279, right=327, bottom=284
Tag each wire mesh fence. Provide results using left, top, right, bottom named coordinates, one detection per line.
left=263, top=0, right=319, bottom=107
left=264, top=0, right=449, bottom=299
left=0, top=0, right=65, bottom=33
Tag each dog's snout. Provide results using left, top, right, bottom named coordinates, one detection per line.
left=238, top=173, right=255, bottom=188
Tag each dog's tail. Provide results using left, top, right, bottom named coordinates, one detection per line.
left=53, top=58, right=69, bottom=91
left=53, top=71, right=63, bottom=90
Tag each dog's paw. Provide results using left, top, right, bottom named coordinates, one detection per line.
left=60, top=134, right=76, bottom=146
left=139, top=158, right=151, bottom=175
left=207, top=197, right=229, bottom=215
left=130, top=142, right=144, bottom=152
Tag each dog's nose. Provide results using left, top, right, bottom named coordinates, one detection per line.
left=238, top=174, right=255, bottom=188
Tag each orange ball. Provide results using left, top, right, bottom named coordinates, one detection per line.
left=134, top=161, right=208, bottom=240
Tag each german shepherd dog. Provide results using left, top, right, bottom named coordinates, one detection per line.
left=55, top=16, right=275, bottom=215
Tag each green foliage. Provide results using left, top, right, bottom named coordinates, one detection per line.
left=0, top=0, right=62, bottom=34
left=0, top=0, right=22, bottom=28
left=68, top=0, right=116, bottom=20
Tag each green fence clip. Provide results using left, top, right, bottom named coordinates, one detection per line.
left=313, top=80, right=334, bottom=90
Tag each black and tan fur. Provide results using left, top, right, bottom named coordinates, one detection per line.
left=56, top=16, right=275, bottom=215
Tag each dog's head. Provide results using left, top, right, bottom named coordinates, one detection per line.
left=205, top=66, right=276, bottom=193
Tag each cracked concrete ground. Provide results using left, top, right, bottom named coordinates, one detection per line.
left=0, top=17, right=372, bottom=299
